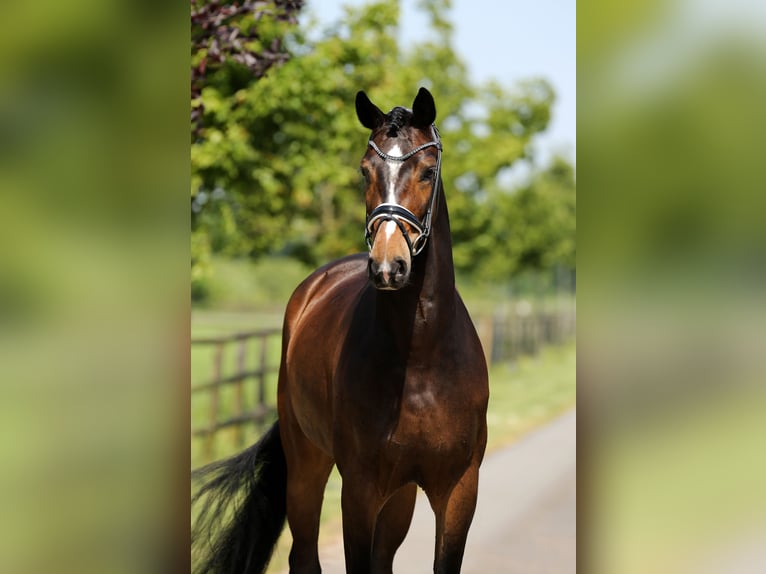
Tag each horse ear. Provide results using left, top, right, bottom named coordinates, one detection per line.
left=411, top=87, right=436, bottom=128
left=356, top=91, right=385, bottom=130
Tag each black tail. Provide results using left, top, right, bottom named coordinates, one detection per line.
left=192, top=421, right=287, bottom=574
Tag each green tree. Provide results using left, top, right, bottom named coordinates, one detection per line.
left=191, top=0, right=306, bottom=292
left=508, top=158, right=576, bottom=274
left=191, top=0, right=574, bottom=294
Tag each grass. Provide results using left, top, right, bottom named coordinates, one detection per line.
left=485, top=341, right=577, bottom=451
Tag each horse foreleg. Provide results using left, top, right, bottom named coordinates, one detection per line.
left=282, top=416, right=334, bottom=574
left=430, top=462, right=480, bottom=574
left=371, top=483, right=417, bottom=574
left=340, top=478, right=385, bottom=574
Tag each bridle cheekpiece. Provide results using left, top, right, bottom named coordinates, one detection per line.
left=364, top=125, right=443, bottom=256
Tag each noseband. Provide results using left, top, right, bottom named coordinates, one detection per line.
left=365, top=125, right=443, bottom=256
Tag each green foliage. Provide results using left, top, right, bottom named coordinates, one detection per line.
left=497, top=157, right=576, bottom=277
left=191, top=0, right=575, bottom=292
left=192, top=256, right=311, bottom=310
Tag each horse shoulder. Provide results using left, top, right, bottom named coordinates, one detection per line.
left=283, top=253, right=369, bottom=338
left=279, top=253, right=370, bottom=452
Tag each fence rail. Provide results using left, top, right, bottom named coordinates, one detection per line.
left=191, top=327, right=281, bottom=460
left=192, top=304, right=575, bottom=464
left=480, top=304, right=577, bottom=363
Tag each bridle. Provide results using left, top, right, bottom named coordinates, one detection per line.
left=364, top=124, right=443, bottom=256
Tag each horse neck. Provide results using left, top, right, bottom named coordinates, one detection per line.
left=376, top=181, right=456, bottom=346
left=413, top=180, right=456, bottom=314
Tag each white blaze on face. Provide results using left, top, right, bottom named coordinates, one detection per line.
left=384, top=144, right=402, bottom=203
left=379, top=220, right=399, bottom=269
left=381, top=146, right=404, bottom=267
left=368, top=142, right=413, bottom=284
left=382, top=220, right=398, bottom=240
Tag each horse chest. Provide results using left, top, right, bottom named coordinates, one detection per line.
left=398, top=381, right=472, bottom=444
left=373, top=381, right=476, bottom=488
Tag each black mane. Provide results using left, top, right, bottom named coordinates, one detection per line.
left=385, top=106, right=412, bottom=137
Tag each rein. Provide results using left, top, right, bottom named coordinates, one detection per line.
left=365, top=125, right=443, bottom=256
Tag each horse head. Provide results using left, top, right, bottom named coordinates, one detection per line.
left=355, top=87, right=442, bottom=291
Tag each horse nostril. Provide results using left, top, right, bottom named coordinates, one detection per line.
left=393, top=257, right=408, bottom=278
left=368, top=258, right=385, bottom=283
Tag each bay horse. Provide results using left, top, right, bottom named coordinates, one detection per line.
left=192, top=87, right=489, bottom=574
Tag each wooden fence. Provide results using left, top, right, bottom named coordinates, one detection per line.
left=191, top=304, right=575, bottom=463
left=476, top=303, right=577, bottom=364
left=191, top=328, right=281, bottom=461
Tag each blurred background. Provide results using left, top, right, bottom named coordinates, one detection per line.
left=579, top=0, right=766, bottom=572
left=1, top=0, right=189, bottom=572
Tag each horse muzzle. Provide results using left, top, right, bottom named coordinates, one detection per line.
left=368, top=256, right=409, bottom=290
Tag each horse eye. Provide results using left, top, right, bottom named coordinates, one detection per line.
left=360, top=167, right=370, bottom=181
left=420, top=167, right=436, bottom=182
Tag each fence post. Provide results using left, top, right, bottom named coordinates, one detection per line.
left=234, top=339, right=247, bottom=448
left=205, top=342, right=224, bottom=460
left=257, top=334, right=269, bottom=424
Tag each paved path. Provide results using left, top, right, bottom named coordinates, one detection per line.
left=284, top=409, right=576, bottom=573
